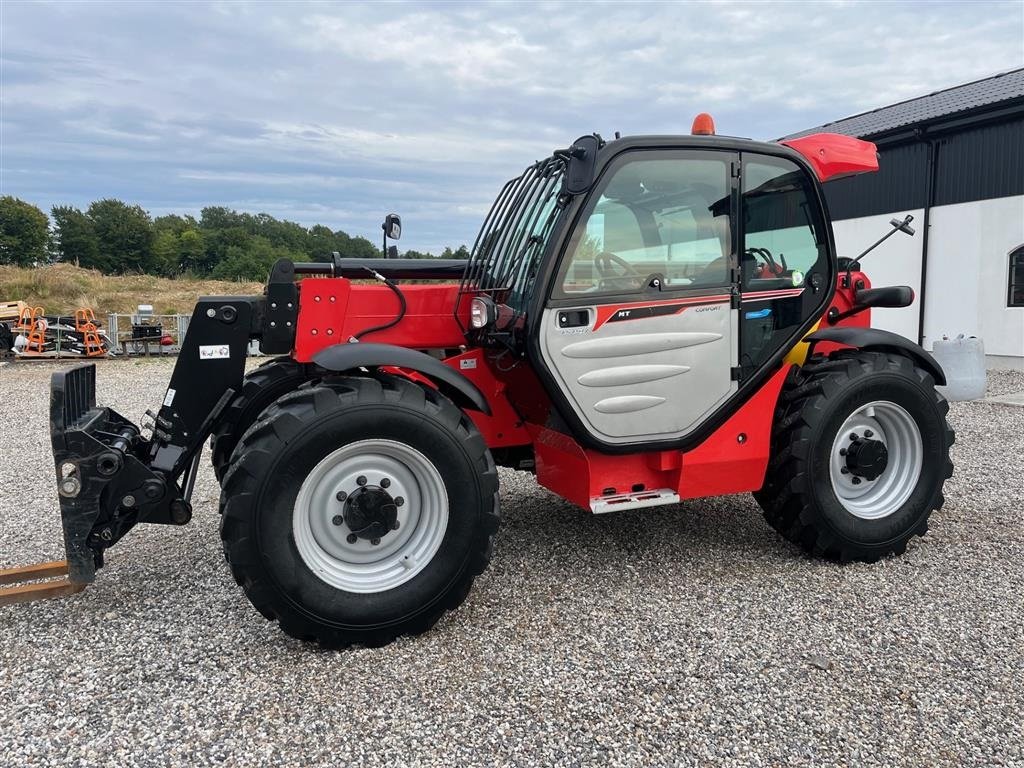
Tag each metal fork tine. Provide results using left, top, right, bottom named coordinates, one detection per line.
left=0, top=579, right=85, bottom=605
left=0, top=561, right=86, bottom=605
left=0, top=560, right=70, bottom=585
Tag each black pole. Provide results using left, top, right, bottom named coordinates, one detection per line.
left=917, top=137, right=939, bottom=346
left=846, top=224, right=905, bottom=276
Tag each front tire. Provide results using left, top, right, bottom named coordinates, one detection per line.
left=219, top=374, right=500, bottom=647
left=210, top=357, right=311, bottom=482
left=755, top=350, right=954, bottom=562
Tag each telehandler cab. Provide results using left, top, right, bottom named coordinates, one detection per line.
left=2, top=116, right=954, bottom=647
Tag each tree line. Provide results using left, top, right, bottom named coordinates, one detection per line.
left=0, top=196, right=470, bottom=280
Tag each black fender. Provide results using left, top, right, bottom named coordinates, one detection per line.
left=805, top=327, right=946, bottom=385
left=311, top=343, right=491, bottom=415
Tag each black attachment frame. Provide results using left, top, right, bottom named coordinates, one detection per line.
left=48, top=296, right=262, bottom=583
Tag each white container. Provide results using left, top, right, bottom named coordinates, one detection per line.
left=932, top=335, right=987, bottom=401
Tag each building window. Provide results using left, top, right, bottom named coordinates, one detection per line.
left=1010, top=246, right=1024, bottom=308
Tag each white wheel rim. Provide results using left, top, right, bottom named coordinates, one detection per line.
left=292, top=439, right=449, bottom=593
left=828, top=400, right=923, bottom=520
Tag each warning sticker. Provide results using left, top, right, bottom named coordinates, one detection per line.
left=163, top=388, right=176, bottom=407
left=199, top=344, right=231, bottom=360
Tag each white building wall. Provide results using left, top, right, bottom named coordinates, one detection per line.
left=924, top=196, right=1024, bottom=359
left=831, top=209, right=925, bottom=342
left=831, top=196, right=1024, bottom=363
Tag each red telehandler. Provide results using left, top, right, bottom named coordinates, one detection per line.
left=1, top=117, right=954, bottom=647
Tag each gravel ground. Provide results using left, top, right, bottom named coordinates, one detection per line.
left=1, top=358, right=1022, bottom=767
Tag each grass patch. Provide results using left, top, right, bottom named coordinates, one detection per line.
left=0, top=264, right=263, bottom=316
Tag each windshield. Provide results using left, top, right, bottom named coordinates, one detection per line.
left=459, top=156, right=567, bottom=317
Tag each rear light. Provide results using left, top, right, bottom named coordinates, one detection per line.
left=470, top=297, right=495, bottom=329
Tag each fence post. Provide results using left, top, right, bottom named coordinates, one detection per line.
left=177, top=314, right=189, bottom=346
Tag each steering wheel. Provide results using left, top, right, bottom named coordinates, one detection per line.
left=595, top=250, right=642, bottom=278
left=593, top=251, right=645, bottom=291
left=747, top=247, right=788, bottom=277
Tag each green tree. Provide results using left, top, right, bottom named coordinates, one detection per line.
left=199, top=206, right=246, bottom=232
left=87, top=199, right=154, bottom=273
left=211, top=244, right=265, bottom=281
left=308, top=224, right=336, bottom=262
left=151, top=230, right=180, bottom=277
left=0, top=196, right=49, bottom=266
left=51, top=206, right=101, bottom=268
left=211, top=236, right=302, bottom=281
left=336, top=232, right=379, bottom=259
left=201, top=225, right=251, bottom=274
left=153, top=213, right=197, bottom=237
left=440, top=245, right=470, bottom=260
left=178, top=229, right=205, bottom=274
left=39, top=199, right=470, bottom=278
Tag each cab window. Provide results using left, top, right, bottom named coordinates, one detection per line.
left=742, top=155, right=826, bottom=290
left=738, top=153, right=829, bottom=373
left=556, top=151, right=733, bottom=297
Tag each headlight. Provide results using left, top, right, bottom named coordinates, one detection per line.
left=470, top=297, right=495, bottom=329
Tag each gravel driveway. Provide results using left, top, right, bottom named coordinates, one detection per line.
left=2, top=358, right=1022, bottom=767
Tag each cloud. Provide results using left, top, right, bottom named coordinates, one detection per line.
left=1, top=1, right=1021, bottom=253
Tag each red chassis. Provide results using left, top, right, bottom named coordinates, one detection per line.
left=291, top=273, right=871, bottom=511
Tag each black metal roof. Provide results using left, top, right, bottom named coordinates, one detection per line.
left=783, top=68, right=1024, bottom=140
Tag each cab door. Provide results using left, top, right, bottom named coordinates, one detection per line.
left=537, top=149, right=740, bottom=447
left=737, top=152, right=833, bottom=374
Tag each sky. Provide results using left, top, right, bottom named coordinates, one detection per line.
left=2, top=1, right=1022, bottom=255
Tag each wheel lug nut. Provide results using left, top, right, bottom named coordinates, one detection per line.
left=371, top=538, right=381, bottom=546
left=393, top=520, right=400, bottom=530
left=335, top=490, right=347, bottom=502
left=852, top=477, right=862, bottom=485
left=864, top=429, right=874, bottom=438
left=394, top=496, right=404, bottom=507
left=380, top=478, right=391, bottom=489
left=839, top=448, right=847, bottom=456
left=849, top=433, right=858, bottom=441
left=346, top=533, right=358, bottom=544
left=841, top=467, right=850, bottom=475
left=332, top=515, right=344, bottom=526
left=356, top=476, right=367, bottom=486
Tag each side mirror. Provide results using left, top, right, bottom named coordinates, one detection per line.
left=828, top=284, right=915, bottom=324
left=383, top=214, right=402, bottom=241
left=855, top=285, right=915, bottom=309
left=563, top=135, right=600, bottom=195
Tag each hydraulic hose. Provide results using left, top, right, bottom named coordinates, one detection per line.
left=352, top=267, right=408, bottom=341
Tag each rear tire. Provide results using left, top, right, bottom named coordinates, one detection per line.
left=754, top=350, right=954, bottom=562
left=210, top=357, right=311, bottom=482
left=219, top=374, right=500, bottom=647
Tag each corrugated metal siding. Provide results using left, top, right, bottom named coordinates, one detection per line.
left=824, top=116, right=1024, bottom=221
left=934, top=118, right=1024, bottom=206
left=823, top=141, right=929, bottom=220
